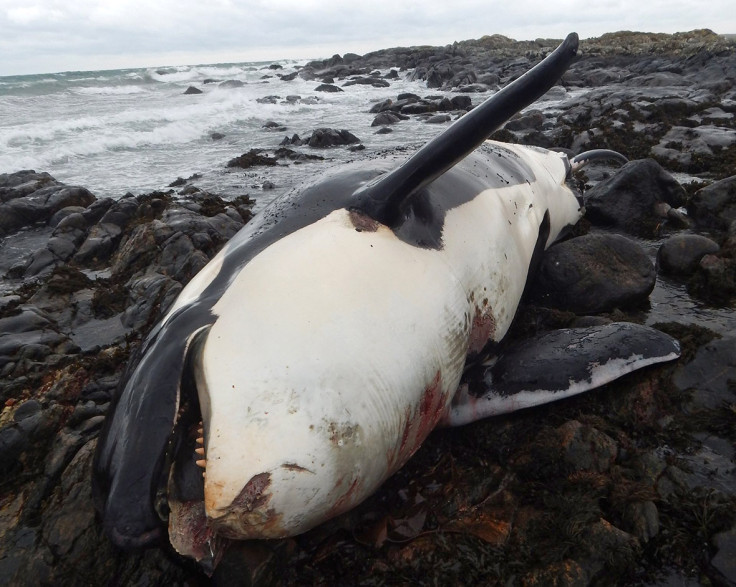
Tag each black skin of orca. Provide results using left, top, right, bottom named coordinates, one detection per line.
left=92, top=34, right=581, bottom=549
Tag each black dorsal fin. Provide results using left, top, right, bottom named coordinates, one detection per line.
left=351, top=32, right=579, bottom=226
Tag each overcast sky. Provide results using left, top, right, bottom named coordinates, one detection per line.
left=1, top=0, right=735, bottom=76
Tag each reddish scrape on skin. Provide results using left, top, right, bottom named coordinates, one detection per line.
left=417, top=370, right=445, bottom=438
left=326, top=477, right=362, bottom=518
left=391, top=370, right=446, bottom=468
left=168, top=499, right=225, bottom=568
left=398, top=405, right=413, bottom=456
left=226, top=472, right=271, bottom=512
left=349, top=210, right=380, bottom=232
left=468, top=304, right=496, bottom=355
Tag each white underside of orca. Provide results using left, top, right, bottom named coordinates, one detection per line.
left=191, top=144, right=581, bottom=538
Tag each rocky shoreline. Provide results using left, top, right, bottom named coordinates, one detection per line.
left=1, top=30, right=736, bottom=585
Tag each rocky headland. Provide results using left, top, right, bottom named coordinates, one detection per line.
left=1, top=30, right=735, bottom=585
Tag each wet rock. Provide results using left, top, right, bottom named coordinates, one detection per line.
left=314, top=83, right=343, bottom=92
left=521, top=560, right=588, bottom=586
left=652, top=125, right=736, bottom=166
left=558, top=420, right=618, bottom=473
left=673, top=336, right=736, bottom=410
left=450, top=95, right=472, bottom=110
left=280, top=133, right=303, bottom=146
left=218, top=80, right=244, bottom=89
left=262, top=120, right=285, bottom=130
left=81, top=197, right=114, bottom=225
left=577, top=519, right=639, bottom=580
left=121, top=272, right=182, bottom=330
left=343, top=76, right=390, bottom=88
left=530, top=233, right=656, bottom=313
left=226, top=149, right=278, bottom=168
left=371, top=112, right=404, bottom=126
left=688, top=175, right=736, bottom=232
left=711, top=525, right=736, bottom=584
left=623, top=501, right=660, bottom=542
left=111, top=220, right=173, bottom=278
left=584, top=159, right=687, bottom=237
left=273, top=148, right=324, bottom=163
left=306, top=128, right=360, bottom=148
left=400, top=101, right=438, bottom=115
left=73, top=222, right=123, bottom=264
left=426, top=114, right=451, bottom=124
left=183, top=86, right=203, bottom=95
left=691, top=251, right=736, bottom=304
left=505, top=109, right=546, bottom=131
left=657, top=234, right=720, bottom=275
left=48, top=206, right=86, bottom=227
left=369, top=98, right=393, bottom=113
left=0, top=175, right=95, bottom=237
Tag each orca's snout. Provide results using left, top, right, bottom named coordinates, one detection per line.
left=103, top=499, right=164, bottom=550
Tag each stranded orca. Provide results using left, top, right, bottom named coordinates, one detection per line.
left=93, top=33, right=680, bottom=570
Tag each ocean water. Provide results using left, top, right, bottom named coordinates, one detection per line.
left=0, top=59, right=585, bottom=212
left=0, top=60, right=469, bottom=210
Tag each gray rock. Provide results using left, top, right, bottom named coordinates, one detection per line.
left=306, top=128, right=360, bottom=148
left=369, top=98, right=393, bottom=113
left=689, top=175, right=736, bottom=232
left=585, top=159, right=686, bottom=237
left=400, top=102, right=437, bottom=115
left=657, top=234, right=720, bottom=275
left=711, top=525, right=736, bottom=584
left=371, top=112, right=403, bottom=126
left=623, top=501, right=659, bottom=542
left=673, top=336, right=736, bottom=410
left=558, top=420, right=618, bottom=473
left=121, top=272, right=182, bottom=330
left=73, top=222, right=123, bottom=264
left=425, top=114, right=451, bottom=124
left=0, top=182, right=95, bottom=237
left=505, top=109, right=545, bottom=131
left=218, top=80, right=244, bottom=89
left=531, top=233, right=656, bottom=314
left=314, top=83, right=343, bottom=92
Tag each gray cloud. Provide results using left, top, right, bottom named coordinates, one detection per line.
left=1, top=0, right=734, bottom=75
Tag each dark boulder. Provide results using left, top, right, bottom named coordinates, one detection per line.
left=657, top=234, right=720, bottom=275
left=400, top=102, right=438, bottom=115
left=505, top=109, right=546, bottom=132
left=343, top=77, right=390, bottom=88
left=218, top=80, right=244, bottom=89
left=306, top=128, right=361, bottom=148
left=371, top=112, right=404, bottom=127
left=426, top=114, right=451, bottom=124
left=183, top=86, right=203, bottom=95
left=226, top=150, right=278, bottom=168
left=0, top=175, right=95, bottom=237
left=584, top=159, right=687, bottom=237
left=530, top=233, right=656, bottom=314
left=314, top=84, right=343, bottom=93
left=370, top=98, right=394, bottom=113
left=688, top=175, right=736, bottom=232
left=450, top=95, right=472, bottom=110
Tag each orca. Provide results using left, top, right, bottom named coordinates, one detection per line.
left=92, top=33, right=679, bottom=570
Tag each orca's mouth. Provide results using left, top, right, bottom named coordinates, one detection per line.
left=153, top=358, right=228, bottom=574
